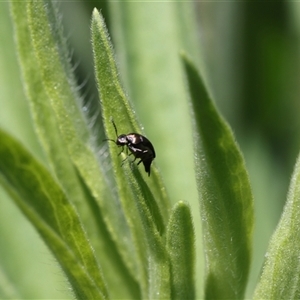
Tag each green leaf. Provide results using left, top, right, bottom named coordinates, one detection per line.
left=24, top=2, right=140, bottom=294
left=182, top=54, right=254, bottom=299
left=124, top=164, right=170, bottom=299
left=253, top=153, right=300, bottom=299
left=167, top=201, right=196, bottom=300
left=91, top=8, right=170, bottom=219
left=91, top=9, right=171, bottom=297
left=10, top=0, right=87, bottom=228
left=107, top=2, right=200, bottom=207
left=0, top=129, right=107, bottom=299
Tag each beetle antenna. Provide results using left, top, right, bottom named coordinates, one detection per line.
left=111, top=119, right=119, bottom=138
left=103, top=138, right=116, bottom=144
left=103, top=118, right=118, bottom=143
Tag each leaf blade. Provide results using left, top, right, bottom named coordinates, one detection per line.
left=91, top=8, right=170, bottom=223
left=91, top=9, right=148, bottom=294
left=254, top=153, right=300, bottom=299
left=182, top=54, right=254, bottom=299
left=125, top=165, right=171, bottom=299
left=91, top=9, right=172, bottom=296
left=166, top=201, right=196, bottom=300
left=0, top=129, right=107, bottom=299
left=10, top=0, right=87, bottom=223
left=25, top=1, right=139, bottom=291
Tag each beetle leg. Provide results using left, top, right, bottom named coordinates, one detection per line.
left=121, top=156, right=129, bottom=166
left=121, top=152, right=134, bottom=166
left=117, top=146, right=124, bottom=156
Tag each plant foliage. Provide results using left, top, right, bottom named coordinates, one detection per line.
left=0, top=0, right=299, bottom=299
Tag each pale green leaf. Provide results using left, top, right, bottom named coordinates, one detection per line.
left=107, top=2, right=200, bottom=208
left=167, top=201, right=196, bottom=300
left=182, top=54, right=254, bottom=299
left=124, top=164, right=170, bottom=299
left=254, top=153, right=300, bottom=299
left=0, top=129, right=107, bottom=299
left=10, top=0, right=87, bottom=232
left=91, top=8, right=170, bottom=220
left=25, top=2, right=139, bottom=295
left=91, top=9, right=171, bottom=297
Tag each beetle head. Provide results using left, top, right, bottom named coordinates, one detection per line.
left=116, top=134, right=128, bottom=146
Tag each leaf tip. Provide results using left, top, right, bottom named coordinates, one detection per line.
left=91, top=7, right=102, bottom=29
left=92, top=7, right=99, bottom=18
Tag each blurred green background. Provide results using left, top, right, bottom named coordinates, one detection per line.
left=1, top=1, right=300, bottom=298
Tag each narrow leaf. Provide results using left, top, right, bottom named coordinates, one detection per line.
left=108, top=2, right=200, bottom=207
left=254, top=153, right=300, bottom=299
left=167, top=201, right=196, bottom=300
left=10, top=0, right=87, bottom=226
left=182, top=54, right=254, bottom=299
left=0, top=129, right=107, bottom=299
left=91, top=8, right=170, bottom=223
left=125, top=164, right=171, bottom=299
left=91, top=9, right=171, bottom=296
left=92, top=9, right=148, bottom=294
left=26, top=0, right=138, bottom=288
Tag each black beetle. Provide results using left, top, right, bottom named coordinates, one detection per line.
left=104, top=120, right=156, bottom=176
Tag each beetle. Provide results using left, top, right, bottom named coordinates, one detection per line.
left=104, top=120, right=156, bottom=176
